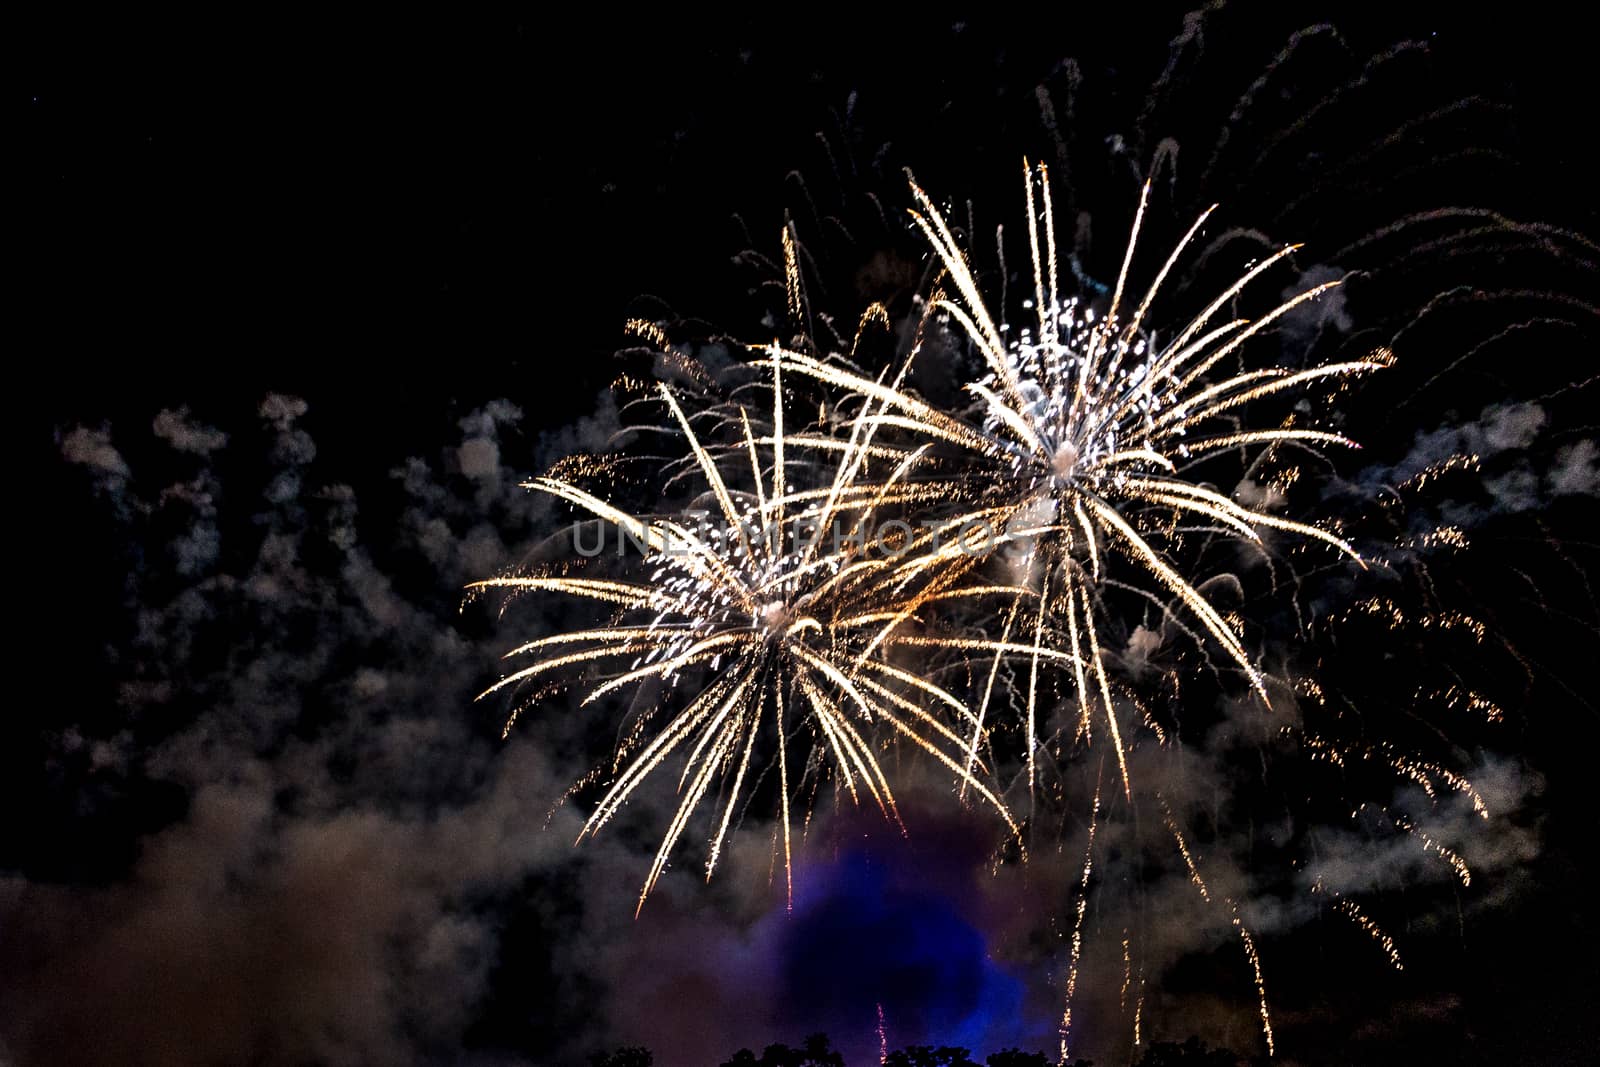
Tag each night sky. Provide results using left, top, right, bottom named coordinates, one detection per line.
left=12, top=6, right=1600, bottom=1066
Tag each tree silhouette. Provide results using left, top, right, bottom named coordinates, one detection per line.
left=882, top=1045, right=1080, bottom=1067
left=883, top=1047, right=981, bottom=1067
left=705, top=1032, right=1238, bottom=1066
left=987, top=1051, right=1077, bottom=1067
left=1134, top=1036, right=1241, bottom=1066
left=719, top=1032, right=848, bottom=1067
left=589, top=1048, right=652, bottom=1067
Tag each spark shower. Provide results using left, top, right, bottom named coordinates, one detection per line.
left=476, top=164, right=1496, bottom=1059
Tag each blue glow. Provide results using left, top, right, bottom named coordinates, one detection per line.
left=778, top=845, right=1034, bottom=1051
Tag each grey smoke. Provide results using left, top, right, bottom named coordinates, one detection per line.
left=1360, top=400, right=1597, bottom=528
left=21, top=396, right=659, bottom=1066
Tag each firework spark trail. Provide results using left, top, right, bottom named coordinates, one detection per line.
left=1303, top=735, right=1490, bottom=818
left=1163, top=801, right=1275, bottom=1056
left=1374, top=806, right=1473, bottom=887
left=960, top=597, right=1019, bottom=801
left=1233, top=913, right=1275, bottom=1057
left=1323, top=893, right=1404, bottom=972
left=1120, top=928, right=1147, bottom=1053
left=1132, top=974, right=1145, bottom=1050
left=1120, top=933, right=1132, bottom=1010
left=1058, top=760, right=1103, bottom=1065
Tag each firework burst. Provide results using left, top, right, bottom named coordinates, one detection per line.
left=479, top=158, right=1519, bottom=1058
left=771, top=164, right=1387, bottom=807
left=473, top=352, right=1050, bottom=913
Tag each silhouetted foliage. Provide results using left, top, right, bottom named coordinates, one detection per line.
left=704, top=1032, right=1243, bottom=1066
left=884, top=1047, right=981, bottom=1067
left=719, top=1032, right=847, bottom=1067
left=590, top=1047, right=652, bottom=1067
left=883, top=1048, right=1076, bottom=1067
left=986, top=1052, right=1076, bottom=1067
left=1135, top=1036, right=1241, bottom=1067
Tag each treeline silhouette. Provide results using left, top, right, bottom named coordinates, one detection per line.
left=590, top=1032, right=1246, bottom=1066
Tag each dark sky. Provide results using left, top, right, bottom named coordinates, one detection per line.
left=12, top=6, right=1600, bottom=1066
